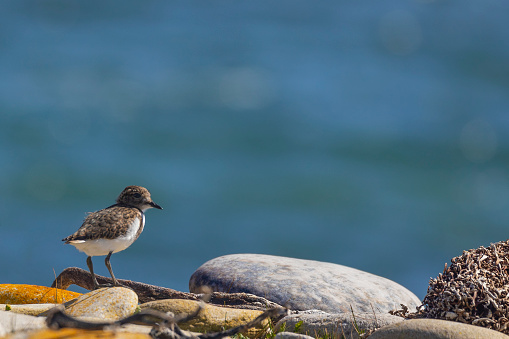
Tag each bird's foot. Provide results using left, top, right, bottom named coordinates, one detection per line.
left=93, top=281, right=133, bottom=291
left=93, top=283, right=115, bottom=290
left=113, top=281, right=134, bottom=291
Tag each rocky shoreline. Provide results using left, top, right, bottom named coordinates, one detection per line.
left=1, top=253, right=508, bottom=338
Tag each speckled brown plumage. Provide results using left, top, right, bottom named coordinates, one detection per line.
left=63, top=205, right=143, bottom=242
left=63, top=185, right=162, bottom=243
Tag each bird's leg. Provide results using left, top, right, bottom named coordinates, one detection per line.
left=84, top=252, right=130, bottom=290
left=86, top=256, right=100, bottom=290
left=105, top=251, right=129, bottom=288
left=105, top=251, right=119, bottom=286
left=87, top=254, right=117, bottom=289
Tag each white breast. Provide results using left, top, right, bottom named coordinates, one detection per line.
left=69, top=215, right=145, bottom=257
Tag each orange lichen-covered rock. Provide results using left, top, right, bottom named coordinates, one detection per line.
left=0, top=284, right=81, bottom=304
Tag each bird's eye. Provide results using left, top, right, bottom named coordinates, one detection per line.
left=133, top=193, right=142, bottom=198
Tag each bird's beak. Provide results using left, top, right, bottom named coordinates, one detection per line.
left=150, top=201, right=163, bottom=210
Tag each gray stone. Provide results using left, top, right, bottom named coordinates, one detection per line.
left=0, top=303, right=57, bottom=316
left=189, top=254, right=421, bottom=313
left=275, top=332, right=315, bottom=339
left=369, top=318, right=509, bottom=339
left=0, top=310, right=46, bottom=334
left=276, top=311, right=404, bottom=339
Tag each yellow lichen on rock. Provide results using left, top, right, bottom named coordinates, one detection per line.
left=0, top=284, right=81, bottom=304
left=22, top=328, right=150, bottom=339
left=140, top=299, right=267, bottom=335
left=65, top=287, right=138, bottom=321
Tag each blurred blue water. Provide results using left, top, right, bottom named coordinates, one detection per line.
left=2, top=0, right=509, bottom=300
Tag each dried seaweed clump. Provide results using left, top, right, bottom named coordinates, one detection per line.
left=419, top=240, right=509, bottom=333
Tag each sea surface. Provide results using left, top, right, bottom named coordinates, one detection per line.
left=1, top=0, right=509, bottom=301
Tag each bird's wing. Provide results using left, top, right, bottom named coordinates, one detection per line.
left=62, top=206, right=140, bottom=242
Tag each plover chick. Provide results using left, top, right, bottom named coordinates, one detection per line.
left=63, top=185, right=162, bottom=289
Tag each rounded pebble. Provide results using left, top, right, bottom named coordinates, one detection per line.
left=369, top=318, right=509, bottom=339
left=65, top=287, right=138, bottom=321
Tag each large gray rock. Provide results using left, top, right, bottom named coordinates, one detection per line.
left=369, top=318, right=509, bottom=339
left=189, top=254, right=421, bottom=313
left=276, top=311, right=404, bottom=339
